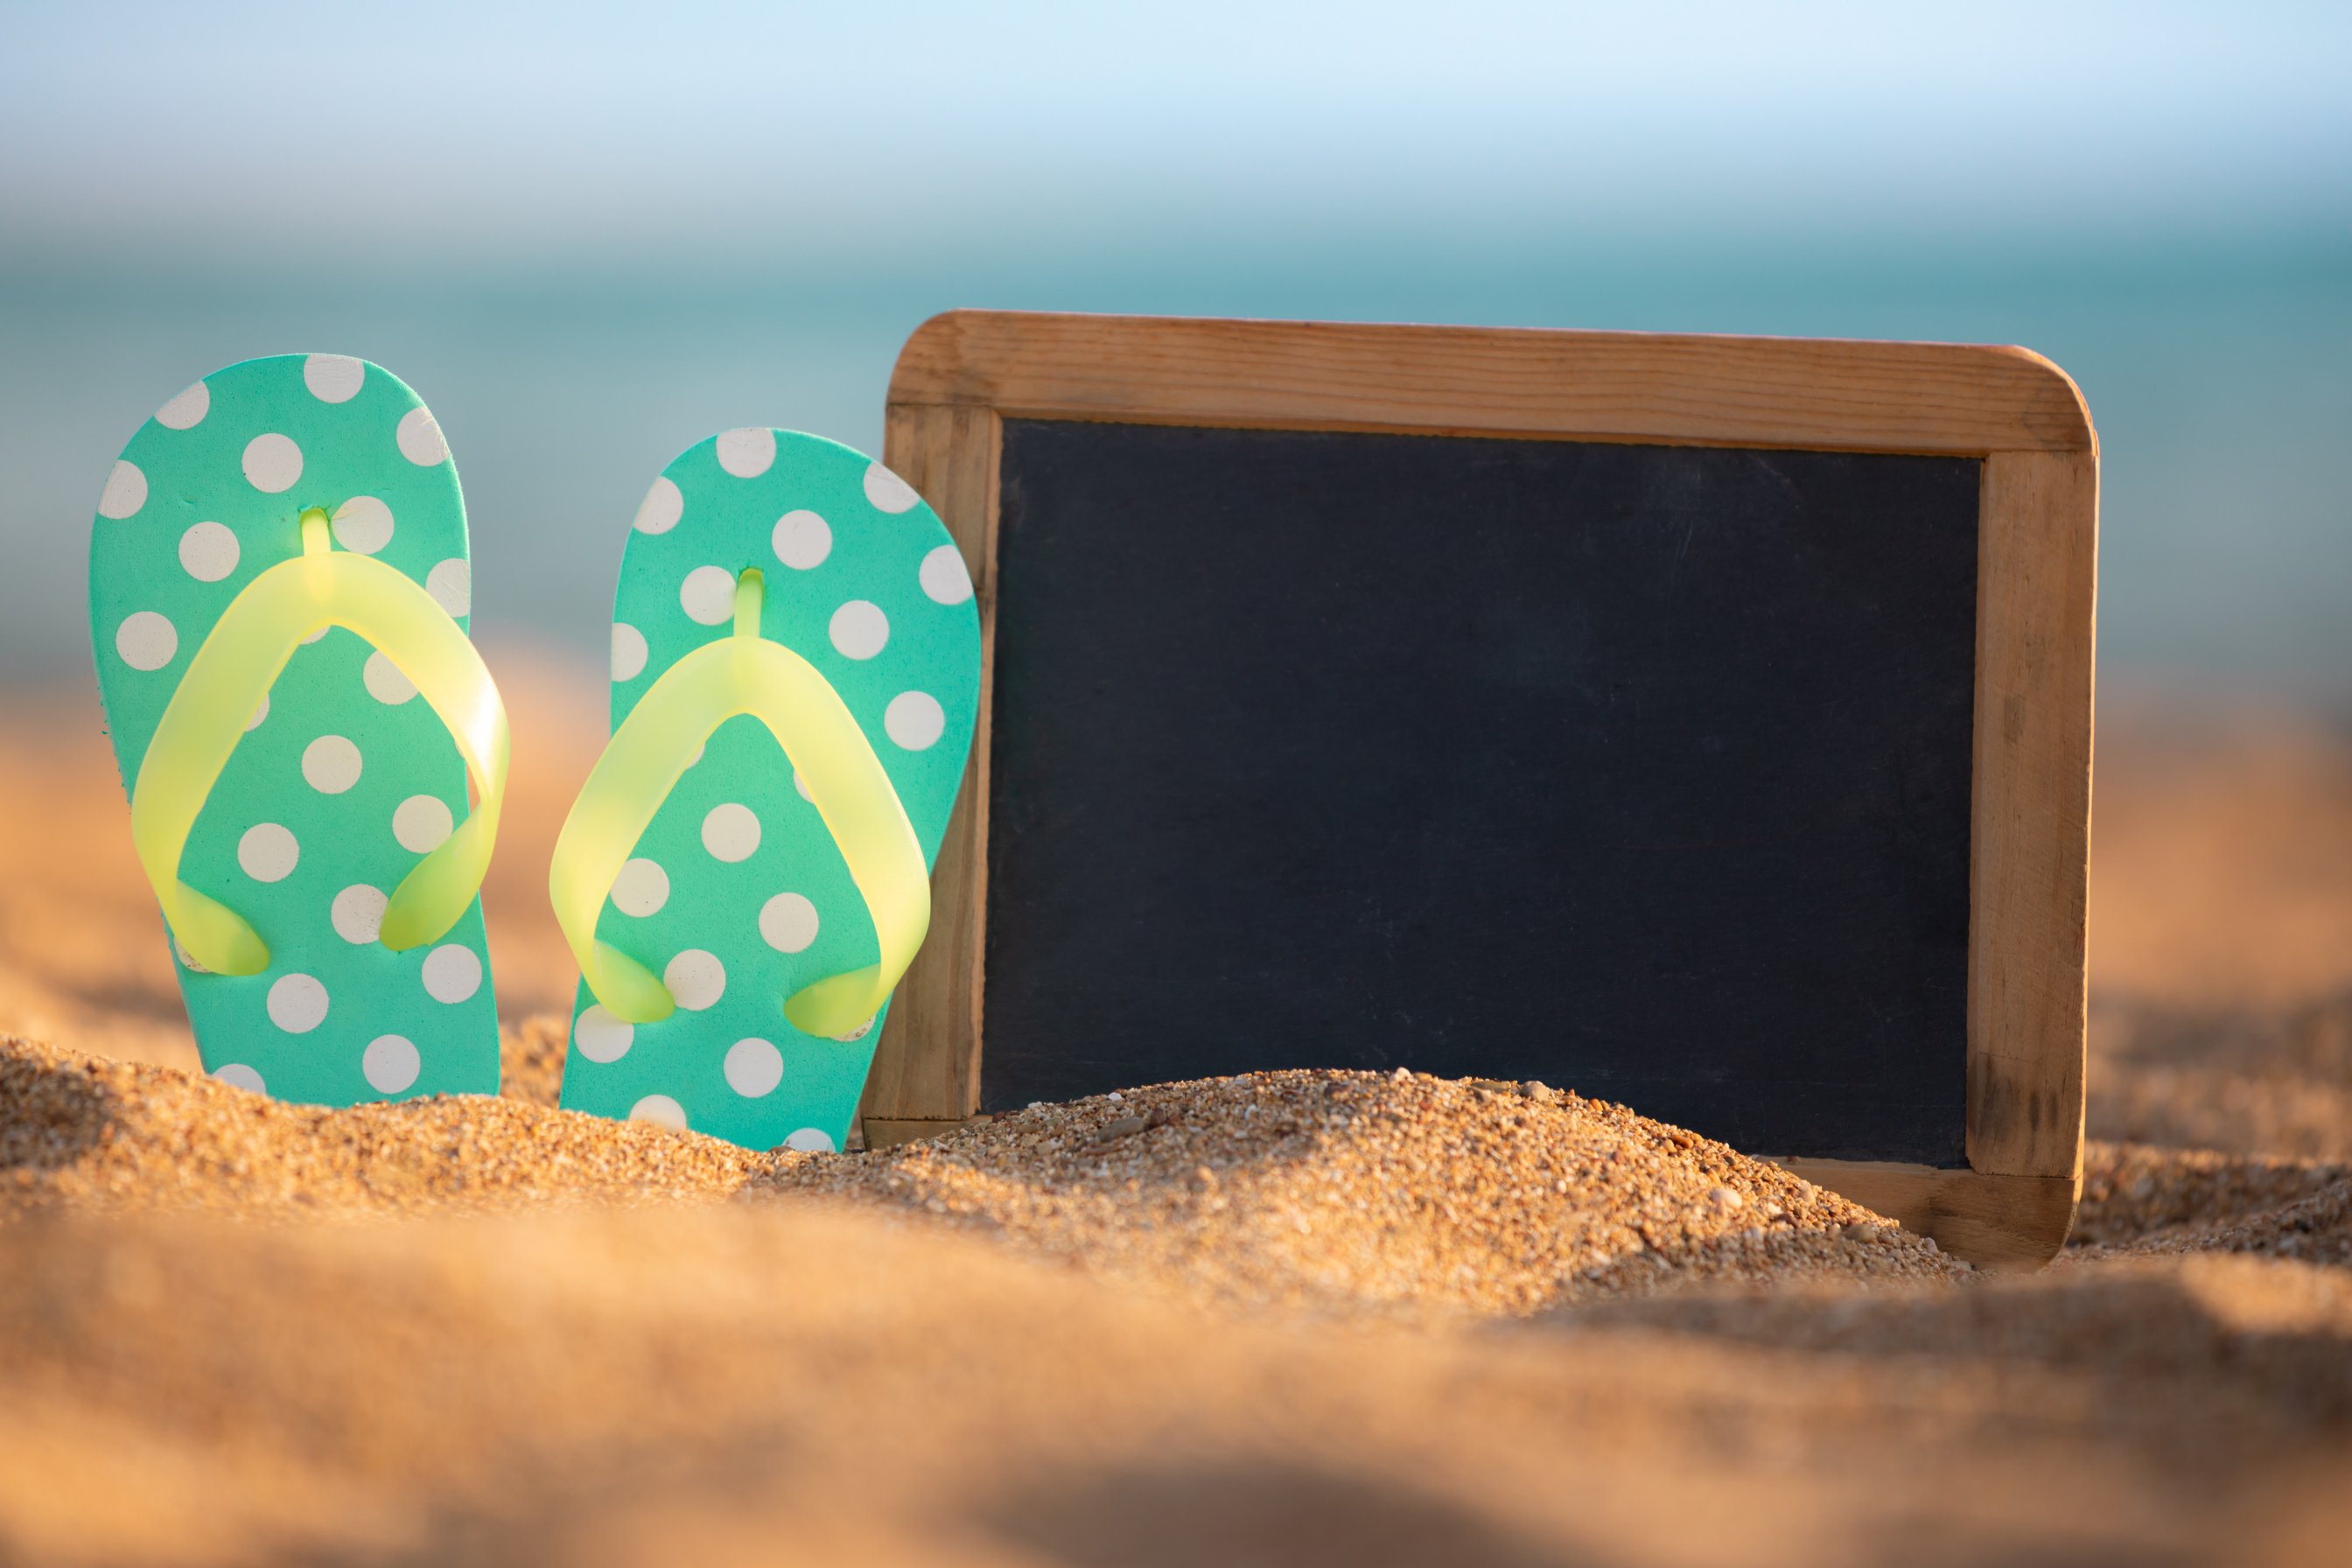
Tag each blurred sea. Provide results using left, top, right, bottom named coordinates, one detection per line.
left=4, top=230, right=2346, bottom=700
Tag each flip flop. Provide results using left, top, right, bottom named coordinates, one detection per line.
left=88, top=354, right=508, bottom=1105
left=550, top=429, right=980, bottom=1151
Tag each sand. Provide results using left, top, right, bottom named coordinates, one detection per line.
left=4, top=1034, right=1959, bottom=1311
left=761, top=1069, right=1960, bottom=1315
left=2, top=1032, right=768, bottom=1215
left=2072, top=1140, right=2352, bottom=1266
left=4, top=662, right=2351, bottom=1564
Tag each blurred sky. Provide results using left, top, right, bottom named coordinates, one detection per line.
left=4, top=1, right=2348, bottom=694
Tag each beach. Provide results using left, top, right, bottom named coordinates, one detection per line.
left=4, top=656, right=2350, bottom=1564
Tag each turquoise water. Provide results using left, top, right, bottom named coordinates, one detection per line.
left=5, top=234, right=2348, bottom=696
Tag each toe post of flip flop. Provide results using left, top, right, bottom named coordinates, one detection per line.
left=552, top=429, right=981, bottom=1152
left=89, top=354, right=506, bottom=1106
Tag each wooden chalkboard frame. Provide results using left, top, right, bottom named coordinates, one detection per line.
left=864, top=310, right=2096, bottom=1268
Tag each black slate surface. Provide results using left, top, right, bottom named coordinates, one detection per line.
left=981, top=419, right=1979, bottom=1166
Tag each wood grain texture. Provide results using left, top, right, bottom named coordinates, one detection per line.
left=1775, top=1158, right=2080, bottom=1270
left=888, top=311, right=2094, bottom=456
left=861, top=402, right=1000, bottom=1121
left=860, top=1116, right=990, bottom=1151
left=873, top=312, right=2098, bottom=1256
left=1966, top=450, right=2099, bottom=1179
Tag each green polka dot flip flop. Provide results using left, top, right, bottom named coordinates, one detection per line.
left=551, top=429, right=980, bottom=1151
left=88, top=354, right=508, bottom=1105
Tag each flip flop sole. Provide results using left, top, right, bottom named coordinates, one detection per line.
left=560, top=430, right=981, bottom=1151
left=88, top=354, right=500, bottom=1104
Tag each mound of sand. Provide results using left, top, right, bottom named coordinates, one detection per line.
left=4, top=1035, right=1953, bottom=1315
left=1, top=1034, right=765, bottom=1215
left=764, top=1069, right=1958, bottom=1315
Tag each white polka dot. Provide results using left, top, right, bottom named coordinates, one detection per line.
left=687, top=742, right=707, bottom=767
left=629, top=1094, right=689, bottom=1131
left=173, top=936, right=210, bottom=974
left=794, top=770, right=813, bottom=802
left=702, top=802, right=760, bottom=862
left=364, top=651, right=417, bottom=704
left=829, top=600, right=889, bottom=661
left=425, top=559, right=470, bottom=618
left=573, top=1004, right=634, bottom=1064
left=97, top=460, right=147, bottom=519
left=177, top=522, right=240, bottom=583
left=362, top=1034, right=421, bottom=1094
left=724, top=1037, right=785, bottom=1097
left=863, top=462, right=920, bottom=514
left=331, top=884, right=388, bottom=944
left=759, top=892, right=819, bottom=954
left=885, top=690, right=947, bottom=751
left=301, top=626, right=328, bottom=645
left=422, top=944, right=483, bottom=1004
left=212, top=1063, right=265, bottom=1095
left=784, top=1127, right=836, bottom=1153
left=332, top=495, right=395, bottom=554
left=393, top=794, right=454, bottom=853
left=246, top=693, right=270, bottom=731
left=242, top=433, right=303, bottom=494
left=830, top=1018, right=876, bottom=1044
left=115, top=611, right=178, bottom=670
left=634, top=475, right=683, bottom=534
left=772, top=509, right=832, bottom=570
left=611, top=622, right=648, bottom=682
left=266, top=973, right=329, bottom=1033
left=612, top=857, right=670, bottom=917
left=716, top=427, right=775, bottom=478
left=397, top=406, right=448, bottom=466
left=304, top=354, right=365, bottom=403
left=238, top=822, right=299, bottom=882
left=919, top=544, right=974, bottom=605
left=154, top=382, right=209, bottom=430
left=663, top=949, right=725, bottom=1011
left=302, top=734, right=362, bottom=794
left=680, top=565, right=736, bottom=625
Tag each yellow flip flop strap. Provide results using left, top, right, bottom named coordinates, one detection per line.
left=130, top=509, right=509, bottom=976
left=550, top=568, right=928, bottom=1038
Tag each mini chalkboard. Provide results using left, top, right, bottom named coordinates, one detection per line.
left=864, top=313, right=2096, bottom=1267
